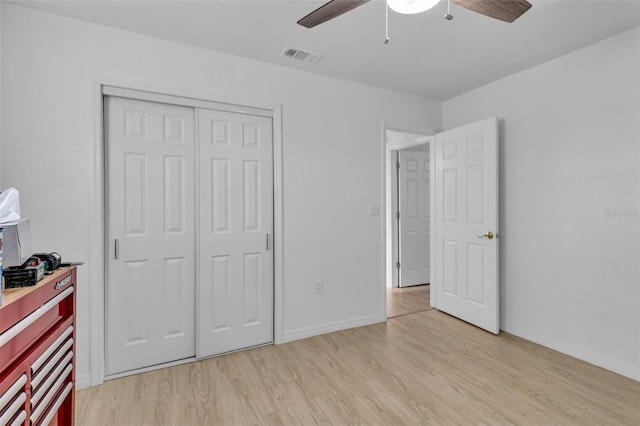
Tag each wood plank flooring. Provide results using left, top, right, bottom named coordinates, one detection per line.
left=387, top=284, right=432, bottom=318
left=76, top=310, right=640, bottom=425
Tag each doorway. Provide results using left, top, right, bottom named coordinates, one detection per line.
left=384, top=129, right=433, bottom=318
left=397, top=145, right=430, bottom=287
left=384, top=118, right=500, bottom=331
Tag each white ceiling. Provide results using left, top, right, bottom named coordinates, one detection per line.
left=7, top=0, right=640, bottom=100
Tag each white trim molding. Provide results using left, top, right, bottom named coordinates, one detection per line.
left=273, top=105, right=285, bottom=345
left=75, top=373, right=92, bottom=390
left=282, top=314, right=385, bottom=344
left=503, top=322, right=640, bottom=381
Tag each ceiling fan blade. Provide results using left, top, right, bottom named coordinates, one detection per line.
left=297, top=0, right=370, bottom=28
left=452, top=0, right=532, bottom=23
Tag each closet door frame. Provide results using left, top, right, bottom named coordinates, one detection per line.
left=89, top=80, right=284, bottom=387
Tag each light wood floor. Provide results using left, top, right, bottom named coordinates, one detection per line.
left=387, top=284, right=432, bottom=318
left=76, top=309, right=640, bottom=425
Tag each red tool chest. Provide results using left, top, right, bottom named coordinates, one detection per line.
left=0, top=267, right=76, bottom=426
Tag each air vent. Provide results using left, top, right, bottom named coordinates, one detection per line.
left=280, top=46, right=323, bottom=65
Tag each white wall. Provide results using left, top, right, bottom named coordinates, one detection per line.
left=0, top=4, right=441, bottom=387
left=443, top=27, right=640, bottom=380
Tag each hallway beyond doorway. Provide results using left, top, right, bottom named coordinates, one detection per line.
left=387, top=284, right=433, bottom=318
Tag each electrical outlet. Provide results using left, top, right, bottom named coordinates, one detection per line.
left=315, top=280, right=324, bottom=294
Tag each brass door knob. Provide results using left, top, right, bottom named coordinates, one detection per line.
left=477, top=231, right=494, bottom=240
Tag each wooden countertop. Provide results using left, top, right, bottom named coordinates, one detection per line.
left=1, top=267, right=76, bottom=308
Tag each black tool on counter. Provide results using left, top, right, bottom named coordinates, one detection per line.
left=2, top=252, right=83, bottom=289
left=34, top=252, right=62, bottom=271
left=4, top=256, right=45, bottom=288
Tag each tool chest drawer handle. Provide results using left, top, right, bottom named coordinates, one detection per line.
left=38, top=382, right=73, bottom=426
left=11, top=410, right=27, bottom=426
left=9, top=410, right=27, bottom=426
left=31, top=352, right=73, bottom=407
left=32, top=325, right=73, bottom=373
left=31, top=339, right=73, bottom=390
left=0, top=392, right=26, bottom=426
left=0, top=374, right=27, bottom=413
left=0, top=287, right=74, bottom=349
left=31, top=368, right=73, bottom=424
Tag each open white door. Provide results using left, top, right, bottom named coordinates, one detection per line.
left=398, top=149, right=430, bottom=287
left=433, top=117, right=499, bottom=334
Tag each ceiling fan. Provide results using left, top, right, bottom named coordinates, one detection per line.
left=297, top=0, right=532, bottom=28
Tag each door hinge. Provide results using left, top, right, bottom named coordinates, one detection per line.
left=396, top=261, right=400, bottom=269
left=396, top=161, right=400, bottom=170
left=396, top=211, right=400, bottom=220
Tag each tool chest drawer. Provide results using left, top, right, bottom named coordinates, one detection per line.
left=0, top=267, right=76, bottom=426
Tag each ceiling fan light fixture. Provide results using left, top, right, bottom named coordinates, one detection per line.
left=387, top=0, right=441, bottom=14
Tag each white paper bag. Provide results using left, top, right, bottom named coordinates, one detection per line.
left=0, top=187, right=21, bottom=223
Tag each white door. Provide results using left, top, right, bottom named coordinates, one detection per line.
left=197, top=109, right=274, bottom=357
left=105, top=96, right=196, bottom=374
left=398, top=149, right=430, bottom=287
left=434, top=117, right=499, bottom=334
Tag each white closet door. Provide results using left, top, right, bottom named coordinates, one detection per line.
left=105, top=96, right=196, bottom=375
left=197, top=109, right=274, bottom=357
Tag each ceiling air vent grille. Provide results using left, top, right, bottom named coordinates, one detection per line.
left=281, top=46, right=323, bottom=65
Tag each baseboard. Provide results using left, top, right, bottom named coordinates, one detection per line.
left=502, top=322, right=640, bottom=382
left=282, top=313, right=385, bottom=343
left=76, top=372, right=92, bottom=390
